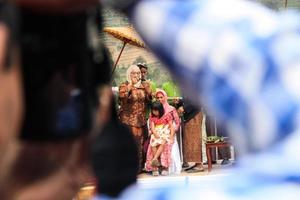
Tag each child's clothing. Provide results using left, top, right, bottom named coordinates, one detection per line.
left=149, top=113, right=173, bottom=146
left=145, top=113, right=173, bottom=171
left=150, top=124, right=170, bottom=146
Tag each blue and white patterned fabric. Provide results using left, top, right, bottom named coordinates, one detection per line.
left=100, top=0, right=300, bottom=199
left=131, top=0, right=300, bottom=153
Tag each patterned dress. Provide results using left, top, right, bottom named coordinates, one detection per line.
left=149, top=114, right=172, bottom=146
left=118, top=81, right=152, bottom=171
left=145, top=113, right=173, bottom=171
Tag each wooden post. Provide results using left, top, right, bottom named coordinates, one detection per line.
left=111, top=41, right=127, bottom=78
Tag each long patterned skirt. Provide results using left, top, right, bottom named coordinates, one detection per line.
left=183, top=112, right=203, bottom=163
left=145, top=140, right=172, bottom=171
left=127, top=126, right=145, bottom=172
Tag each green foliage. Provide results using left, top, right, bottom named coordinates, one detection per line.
left=162, top=81, right=181, bottom=97
left=255, top=0, right=283, bottom=10
left=147, top=62, right=174, bottom=88
left=286, top=0, right=300, bottom=9
left=205, top=136, right=225, bottom=143
left=112, top=67, right=128, bottom=86
left=255, top=0, right=300, bottom=10
left=112, top=61, right=177, bottom=88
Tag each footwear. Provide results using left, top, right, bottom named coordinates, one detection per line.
left=182, top=162, right=190, bottom=168
left=152, top=170, right=159, bottom=176
left=203, top=160, right=217, bottom=165
left=161, top=170, right=169, bottom=176
left=183, top=163, right=196, bottom=171
left=221, top=159, right=231, bottom=165
left=151, top=159, right=160, bottom=167
left=186, top=167, right=205, bottom=173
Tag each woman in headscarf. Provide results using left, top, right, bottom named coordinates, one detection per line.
left=146, top=89, right=181, bottom=175
left=155, top=89, right=180, bottom=132
left=118, top=65, right=152, bottom=172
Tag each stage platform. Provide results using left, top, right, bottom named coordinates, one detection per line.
left=75, top=162, right=234, bottom=200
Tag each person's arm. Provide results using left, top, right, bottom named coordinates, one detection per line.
left=143, top=81, right=153, bottom=101
left=172, top=109, right=180, bottom=132
left=150, top=120, right=159, bottom=138
left=118, top=83, right=132, bottom=100
left=108, top=0, right=300, bottom=153
left=168, top=120, right=174, bottom=143
left=0, top=23, right=8, bottom=70
left=177, top=106, right=184, bottom=116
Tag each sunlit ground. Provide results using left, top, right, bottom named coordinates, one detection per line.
left=138, top=161, right=234, bottom=190
left=75, top=161, right=234, bottom=200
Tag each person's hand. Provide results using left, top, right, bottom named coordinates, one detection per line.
left=177, top=106, right=184, bottom=115
left=144, top=84, right=152, bottom=95
left=173, top=97, right=180, bottom=105
left=128, top=83, right=133, bottom=90
left=169, top=136, right=174, bottom=144
left=154, top=133, right=159, bottom=139
left=145, top=86, right=152, bottom=94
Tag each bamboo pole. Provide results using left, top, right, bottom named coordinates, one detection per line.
left=111, top=41, right=127, bottom=78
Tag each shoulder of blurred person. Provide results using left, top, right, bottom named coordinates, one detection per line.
left=182, top=99, right=200, bottom=123
left=91, top=116, right=138, bottom=199
left=0, top=1, right=24, bottom=197
left=0, top=138, right=92, bottom=200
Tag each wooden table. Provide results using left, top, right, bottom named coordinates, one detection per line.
left=205, top=141, right=232, bottom=172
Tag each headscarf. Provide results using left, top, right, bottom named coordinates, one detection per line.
left=155, top=89, right=175, bottom=114
left=155, top=89, right=180, bottom=132
left=126, top=65, right=142, bottom=88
